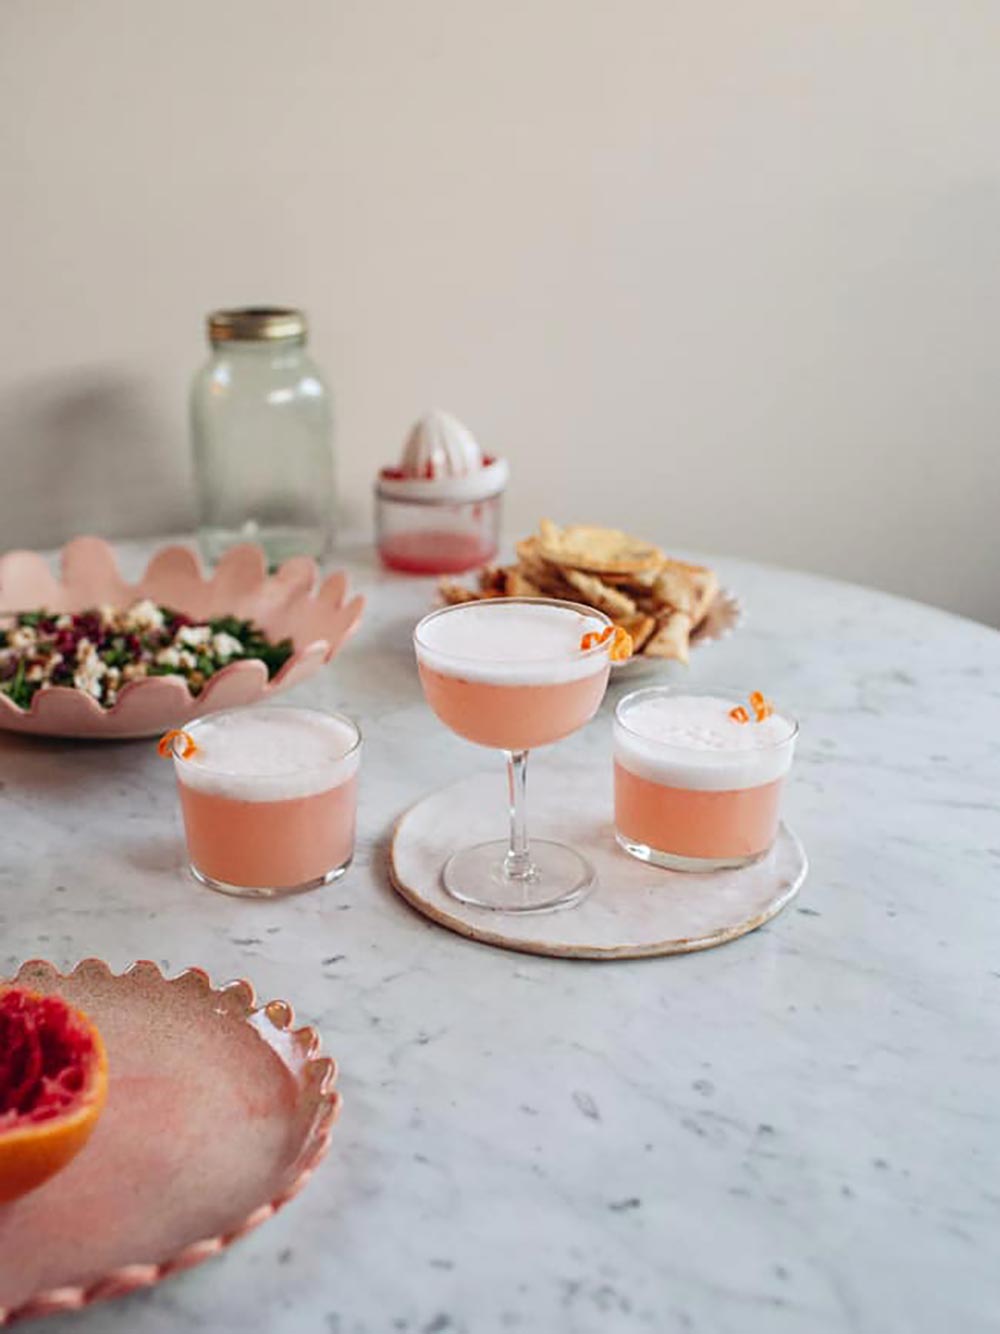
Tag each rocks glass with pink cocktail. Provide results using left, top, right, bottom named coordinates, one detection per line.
left=613, top=686, right=797, bottom=871
left=166, top=705, right=361, bottom=897
left=414, top=597, right=628, bottom=912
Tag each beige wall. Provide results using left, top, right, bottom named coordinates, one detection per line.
left=2, top=0, right=998, bottom=623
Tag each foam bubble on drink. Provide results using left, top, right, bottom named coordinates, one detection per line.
left=614, top=692, right=796, bottom=791
left=415, top=602, right=610, bottom=685
left=175, top=707, right=361, bottom=802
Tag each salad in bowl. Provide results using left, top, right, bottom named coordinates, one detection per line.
left=0, top=538, right=364, bottom=739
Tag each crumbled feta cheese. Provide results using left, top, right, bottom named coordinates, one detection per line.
left=74, top=654, right=106, bottom=699
left=98, top=604, right=117, bottom=629
left=212, top=632, right=245, bottom=660
left=9, top=626, right=36, bottom=650
left=177, top=624, right=212, bottom=648
left=177, top=649, right=197, bottom=670
left=26, top=663, right=46, bottom=682
left=122, top=662, right=149, bottom=682
left=124, top=599, right=165, bottom=632
left=155, top=647, right=182, bottom=668
left=54, top=613, right=72, bottom=629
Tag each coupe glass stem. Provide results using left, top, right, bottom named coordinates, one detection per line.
left=503, top=749, right=535, bottom=881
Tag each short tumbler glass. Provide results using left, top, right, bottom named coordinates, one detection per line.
left=613, top=686, right=798, bottom=871
left=171, top=705, right=361, bottom=898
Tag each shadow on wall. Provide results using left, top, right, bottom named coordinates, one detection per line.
left=0, top=368, right=192, bottom=549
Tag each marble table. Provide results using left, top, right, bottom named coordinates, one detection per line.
left=1, top=540, right=998, bottom=1334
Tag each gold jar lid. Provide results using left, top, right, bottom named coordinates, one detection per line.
left=207, top=307, right=306, bottom=344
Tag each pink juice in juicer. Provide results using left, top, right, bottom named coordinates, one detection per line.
left=375, top=410, right=508, bottom=574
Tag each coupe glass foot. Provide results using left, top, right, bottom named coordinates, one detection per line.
left=442, top=839, right=595, bottom=913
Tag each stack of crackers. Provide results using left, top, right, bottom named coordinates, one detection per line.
left=439, top=520, right=719, bottom=663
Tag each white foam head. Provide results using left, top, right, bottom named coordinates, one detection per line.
left=414, top=601, right=610, bottom=685
left=614, top=690, right=797, bottom=791
left=174, top=706, right=361, bottom=801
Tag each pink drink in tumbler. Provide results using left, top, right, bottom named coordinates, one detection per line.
left=172, top=706, right=361, bottom=897
left=614, top=688, right=797, bottom=871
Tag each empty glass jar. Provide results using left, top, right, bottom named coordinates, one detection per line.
left=191, top=308, right=335, bottom=565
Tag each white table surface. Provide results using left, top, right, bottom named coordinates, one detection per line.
left=1, top=540, right=998, bottom=1334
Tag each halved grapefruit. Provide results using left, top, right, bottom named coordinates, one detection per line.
left=0, top=987, right=108, bottom=1204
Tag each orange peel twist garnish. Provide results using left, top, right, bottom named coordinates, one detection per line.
left=749, top=690, right=773, bottom=722
left=157, top=729, right=198, bottom=760
left=579, top=625, right=614, bottom=652
left=730, top=692, right=774, bottom=725
left=579, top=623, right=632, bottom=662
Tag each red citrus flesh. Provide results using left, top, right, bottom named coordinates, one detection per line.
left=0, top=987, right=108, bottom=1204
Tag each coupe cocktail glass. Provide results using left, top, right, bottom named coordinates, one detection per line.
left=613, top=686, right=798, bottom=870
left=414, top=597, right=614, bottom=912
left=170, top=705, right=361, bottom=897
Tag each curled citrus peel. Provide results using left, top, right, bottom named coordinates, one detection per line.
left=730, top=692, right=774, bottom=725
left=157, top=728, right=198, bottom=759
left=579, top=624, right=633, bottom=663
left=749, top=691, right=773, bottom=721
left=579, top=625, right=614, bottom=651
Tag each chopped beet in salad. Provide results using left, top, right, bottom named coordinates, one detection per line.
left=0, top=602, right=294, bottom=709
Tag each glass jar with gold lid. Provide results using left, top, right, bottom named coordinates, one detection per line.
left=190, top=307, right=334, bottom=565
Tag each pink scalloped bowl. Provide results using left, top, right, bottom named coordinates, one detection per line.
left=0, top=958, right=340, bottom=1326
left=0, top=537, right=364, bottom=738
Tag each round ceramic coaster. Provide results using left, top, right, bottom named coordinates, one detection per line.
left=389, top=770, right=808, bottom=960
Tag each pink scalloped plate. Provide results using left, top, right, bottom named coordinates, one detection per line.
left=0, top=959, right=340, bottom=1325
left=0, top=537, right=365, bottom=738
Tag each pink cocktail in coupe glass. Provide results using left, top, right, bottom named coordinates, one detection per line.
left=613, top=686, right=797, bottom=871
left=414, top=597, right=615, bottom=912
left=170, top=705, right=361, bottom=898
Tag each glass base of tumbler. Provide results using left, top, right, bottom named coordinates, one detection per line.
left=190, top=859, right=350, bottom=900
left=442, top=839, right=595, bottom=914
left=614, top=831, right=769, bottom=872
